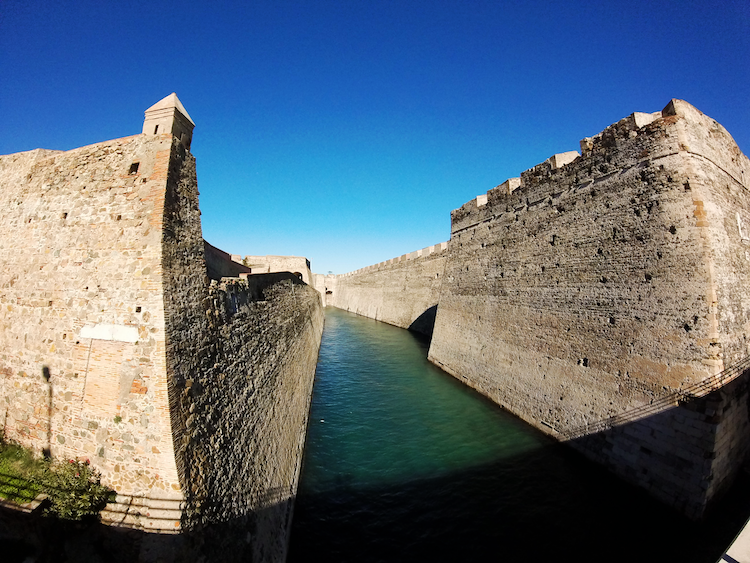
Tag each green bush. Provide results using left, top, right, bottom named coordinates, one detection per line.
left=36, top=458, right=115, bottom=520
left=0, top=441, right=115, bottom=520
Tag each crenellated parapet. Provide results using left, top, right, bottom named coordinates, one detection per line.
left=330, top=242, right=448, bottom=336
left=451, top=100, right=748, bottom=245
left=339, top=242, right=448, bottom=278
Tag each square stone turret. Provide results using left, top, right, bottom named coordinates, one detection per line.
left=142, top=92, right=195, bottom=150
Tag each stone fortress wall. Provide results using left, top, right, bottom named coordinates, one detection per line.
left=329, top=243, right=448, bottom=336
left=3, top=89, right=749, bottom=556
left=311, top=273, right=336, bottom=307
left=0, top=94, right=324, bottom=560
left=167, top=270, right=323, bottom=562
left=330, top=100, right=750, bottom=519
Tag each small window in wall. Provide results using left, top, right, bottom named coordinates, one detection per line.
left=154, top=125, right=159, bottom=134
left=129, top=162, right=140, bottom=175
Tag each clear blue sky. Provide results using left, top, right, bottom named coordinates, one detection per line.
left=2, top=0, right=748, bottom=274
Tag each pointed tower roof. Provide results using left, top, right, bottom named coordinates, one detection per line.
left=142, top=92, right=195, bottom=150
left=145, top=93, right=195, bottom=125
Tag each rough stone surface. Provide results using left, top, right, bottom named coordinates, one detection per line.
left=427, top=99, right=750, bottom=518
left=0, top=99, right=324, bottom=561
left=0, top=134, right=184, bottom=529
left=173, top=275, right=323, bottom=562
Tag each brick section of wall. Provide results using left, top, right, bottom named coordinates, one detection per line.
left=427, top=99, right=750, bottom=518
left=332, top=243, right=448, bottom=335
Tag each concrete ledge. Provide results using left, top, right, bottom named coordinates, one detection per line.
left=0, top=493, right=47, bottom=514
left=101, top=493, right=183, bottom=532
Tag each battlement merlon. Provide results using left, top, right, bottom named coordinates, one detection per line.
left=451, top=99, right=750, bottom=234
left=337, top=242, right=448, bottom=278
left=142, top=92, right=195, bottom=151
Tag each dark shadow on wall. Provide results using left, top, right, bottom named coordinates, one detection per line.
left=286, top=330, right=750, bottom=562
left=559, top=365, right=750, bottom=521
left=2, top=408, right=748, bottom=563
left=0, top=496, right=292, bottom=563
left=8, top=340, right=746, bottom=561
left=559, top=355, right=750, bottom=442
left=408, top=304, right=438, bottom=339
left=41, top=366, right=52, bottom=460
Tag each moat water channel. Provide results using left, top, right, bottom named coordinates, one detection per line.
left=288, top=307, right=750, bottom=563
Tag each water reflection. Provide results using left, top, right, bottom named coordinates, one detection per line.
left=289, top=308, right=750, bottom=563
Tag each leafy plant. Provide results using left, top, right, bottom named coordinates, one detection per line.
left=0, top=441, right=115, bottom=520
left=36, top=458, right=115, bottom=520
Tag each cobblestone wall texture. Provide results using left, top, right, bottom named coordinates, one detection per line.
left=178, top=277, right=323, bottom=562
left=157, top=141, right=324, bottom=558
left=331, top=243, right=448, bottom=335
left=0, top=126, right=324, bottom=560
left=427, top=99, right=750, bottom=518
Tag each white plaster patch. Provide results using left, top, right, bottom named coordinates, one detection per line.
left=80, top=323, right=139, bottom=343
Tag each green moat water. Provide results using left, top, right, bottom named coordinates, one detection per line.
left=288, top=307, right=750, bottom=562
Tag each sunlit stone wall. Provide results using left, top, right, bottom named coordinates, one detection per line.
left=0, top=134, right=185, bottom=529
left=0, top=121, right=325, bottom=555
left=332, top=243, right=448, bottom=336
left=428, top=99, right=750, bottom=518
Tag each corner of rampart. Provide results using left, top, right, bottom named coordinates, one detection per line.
left=450, top=98, right=747, bottom=235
